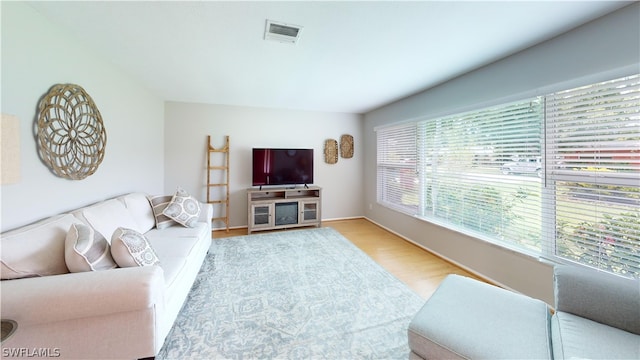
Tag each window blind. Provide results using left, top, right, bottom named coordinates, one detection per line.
left=420, top=98, right=544, bottom=253
left=376, top=123, right=417, bottom=215
left=376, top=73, right=640, bottom=279
left=545, top=74, right=640, bottom=277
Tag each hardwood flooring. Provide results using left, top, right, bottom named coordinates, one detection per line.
left=213, top=218, right=480, bottom=299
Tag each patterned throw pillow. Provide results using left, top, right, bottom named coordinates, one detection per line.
left=162, top=187, right=201, bottom=228
left=111, top=227, right=161, bottom=267
left=148, top=195, right=178, bottom=229
left=65, top=223, right=117, bottom=272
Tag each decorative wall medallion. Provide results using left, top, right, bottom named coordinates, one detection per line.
left=37, top=84, right=106, bottom=180
left=324, top=139, right=338, bottom=164
left=340, top=134, right=354, bottom=158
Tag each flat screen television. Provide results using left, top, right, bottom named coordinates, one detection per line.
left=252, top=148, right=314, bottom=187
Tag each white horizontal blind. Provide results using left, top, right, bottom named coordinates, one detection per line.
left=376, top=123, right=418, bottom=215
left=546, top=74, right=640, bottom=278
left=375, top=74, right=639, bottom=279
left=420, top=98, right=544, bottom=252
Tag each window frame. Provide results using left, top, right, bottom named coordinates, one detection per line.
left=375, top=73, right=640, bottom=278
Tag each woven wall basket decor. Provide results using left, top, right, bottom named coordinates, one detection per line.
left=340, top=134, right=354, bottom=158
left=324, top=139, right=338, bottom=164
left=37, top=84, right=106, bottom=180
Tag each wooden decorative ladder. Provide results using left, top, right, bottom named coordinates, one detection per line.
left=206, top=135, right=230, bottom=232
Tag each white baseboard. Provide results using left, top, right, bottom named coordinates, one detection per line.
left=322, top=216, right=366, bottom=222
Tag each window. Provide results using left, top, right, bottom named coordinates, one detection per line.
left=546, top=75, right=640, bottom=277
left=376, top=74, right=640, bottom=278
left=377, top=123, right=418, bottom=215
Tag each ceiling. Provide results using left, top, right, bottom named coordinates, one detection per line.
left=27, top=1, right=632, bottom=114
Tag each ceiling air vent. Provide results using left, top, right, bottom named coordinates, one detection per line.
left=264, top=20, right=303, bottom=44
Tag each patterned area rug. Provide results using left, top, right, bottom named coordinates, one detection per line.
left=157, top=227, right=424, bottom=359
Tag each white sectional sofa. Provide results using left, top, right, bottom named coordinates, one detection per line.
left=0, top=192, right=212, bottom=359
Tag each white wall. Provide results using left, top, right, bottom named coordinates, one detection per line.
left=1, top=3, right=165, bottom=231
left=363, top=3, right=640, bottom=305
left=164, top=102, right=364, bottom=230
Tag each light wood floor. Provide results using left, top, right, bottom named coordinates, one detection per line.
left=213, top=218, right=481, bottom=299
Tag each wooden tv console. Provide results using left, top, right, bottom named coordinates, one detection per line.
left=247, top=186, right=321, bottom=234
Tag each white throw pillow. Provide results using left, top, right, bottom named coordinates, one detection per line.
left=65, top=223, right=117, bottom=272
left=162, top=187, right=201, bottom=228
left=111, top=227, right=161, bottom=267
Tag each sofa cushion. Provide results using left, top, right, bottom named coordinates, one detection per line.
left=148, top=195, right=178, bottom=229
left=408, top=274, right=552, bottom=359
left=144, top=222, right=209, bottom=245
left=65, top=223, right=117, bottom=272
left=74, top=199, right=140, bottom=242
left=162, top=187, right=201, bottom=228
left=146, top=228, right=203, bottom=288
left=119, top=192, right=156, bottom=233
left=111, top=228, right=161, bottom=267
left=0, top=214, right=76, bottom=279
left=554, top=265, right=640, bottom=335
left=551, top=311, right=640, bottom=359
left=147, top=233, right=202, bottom=260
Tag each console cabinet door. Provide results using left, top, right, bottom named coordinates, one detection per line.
left=250, top=203, right=274, bottom=230
left=299, top=200, right=320, bottom=225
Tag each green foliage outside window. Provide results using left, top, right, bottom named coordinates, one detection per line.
left=556, top=211, right=640, bottom=278
left=425, top=183, right=529, bottom=239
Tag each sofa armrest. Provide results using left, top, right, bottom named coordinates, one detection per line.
left=198, top=202, right=213, bottom=224
left=554, top=265, right=640, bottom=335
left=0, top=266, right=164, bottom=326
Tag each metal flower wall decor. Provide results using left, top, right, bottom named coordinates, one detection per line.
left=37, top=84, right=106, bottom=180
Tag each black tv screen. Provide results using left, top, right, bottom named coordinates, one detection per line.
left=252, top=148, right=314, bottom=186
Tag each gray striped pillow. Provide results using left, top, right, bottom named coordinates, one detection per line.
left=148, top=195, right=178, bottom=229
left=65, top=223, right=117, bottom=272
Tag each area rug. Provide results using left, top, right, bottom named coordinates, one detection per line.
left=157, top=227, right=424, bottom=359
